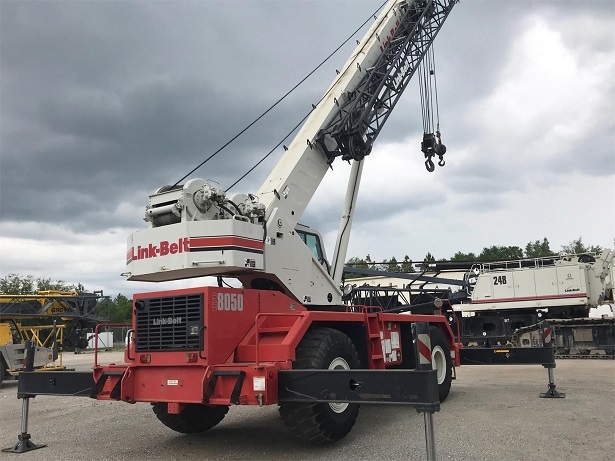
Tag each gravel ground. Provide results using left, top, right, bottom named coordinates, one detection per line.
left=1, top=351, right=613, bottom=461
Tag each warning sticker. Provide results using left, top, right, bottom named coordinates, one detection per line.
left=253, top=377, right=266, bottom=391
left=382, top=339, right=392, bottom=354
left=390, top=331, right=400, bottom=349
left=167, top=379, right=179, bottom=386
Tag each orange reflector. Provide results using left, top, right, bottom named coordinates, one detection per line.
left=186, top=353, right=198, bottom=363
left=140, top=354, right=151, bottom=363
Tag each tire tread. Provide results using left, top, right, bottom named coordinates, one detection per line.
left=279, top=327, right=360, bottom=443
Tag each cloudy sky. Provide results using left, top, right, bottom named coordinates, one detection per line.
left=1, top=0, right=613, bottom=297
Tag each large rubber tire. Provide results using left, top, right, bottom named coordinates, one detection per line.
left=152, top=403, right=229, bottom=434
left=279, top=327, right=361, bottom=444
left=430, top=326, right=453, bottom=402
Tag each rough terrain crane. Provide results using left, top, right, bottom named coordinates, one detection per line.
left=6, top=1, right=565, bottom=453
left=7, top=0, right=572, bottom=452
left=122, top=0, right=458, bottom=443
left=14, top=0, right=459, bottom=445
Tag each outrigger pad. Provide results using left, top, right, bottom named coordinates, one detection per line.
left=2, top=433, right=46, bottom=454
left=540, top=386, right=566, bottom=399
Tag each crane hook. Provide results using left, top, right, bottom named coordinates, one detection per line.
left=435, top=131, right=446, bottom=168
left=421, top=132, right=438, bottom=173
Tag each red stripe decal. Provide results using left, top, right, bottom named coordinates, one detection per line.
left=190, top=236, right=263, bottom=250
left=418, top=340, right=432, bottom=365
left=473, top=293, right=587, bottom=304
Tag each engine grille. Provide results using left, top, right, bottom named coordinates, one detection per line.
left=135, top=293, right=203, bottom=352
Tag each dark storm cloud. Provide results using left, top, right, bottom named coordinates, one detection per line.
left=1, top=0, right=374, bottom=229
left=0, top=74, right=311, bottom=220
left=1, top=0, right=613, bottom=236
left=0, top=1, right=384, bottom=227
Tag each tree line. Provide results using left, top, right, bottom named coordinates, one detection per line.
left=0, top=274, right=85, bottom=295
left=344, top=236, right=604, bottom=277
left=0, top=274, right=132, bottom=323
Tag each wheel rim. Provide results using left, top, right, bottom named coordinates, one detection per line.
left=328, top=357, right=350, bottom=413
left=431, top=345, right=447, bottom=385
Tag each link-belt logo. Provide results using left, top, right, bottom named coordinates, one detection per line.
left=152, top=317, right=183, bottom=326
left=131, top=238, right=189, bottom=260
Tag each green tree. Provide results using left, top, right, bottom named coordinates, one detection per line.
left=401, top=255, right=415, bottom=273
left=113, top=294, right=132, bottom=323
left=423, top=252, right=436, bottom=263
left=478, top=245, right=523, bottom=261
left=0, top=273, right=79, bottom=294
left=345, top=257, right=365, bottom=269
left=383, top=256, right=401, bottom=273
left=97, top=294, right=132, bottom=323
left=0, top=274, right=35, bottom=294
left=524, top=238, right=554, bottom=258
left=96, top=297, right=114, bottom=320
left=35, top=277, right=79, bottom=292
left=344, top=255, right=375, bottom=278
left=450, top=251, right=477, bottom=261
left=561, top=237, right=602, bottom=255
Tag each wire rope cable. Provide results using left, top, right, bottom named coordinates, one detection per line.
left=172, top=1, right=389, bottom=190
left=418, top=43, right=441, bottom=134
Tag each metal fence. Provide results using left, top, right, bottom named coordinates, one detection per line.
left=85, top=325, right=130, bottom=350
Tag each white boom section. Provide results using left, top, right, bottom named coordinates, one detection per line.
left=125, top=0, right=433, bottom=307
left=257, top=0, right=404, bottom=221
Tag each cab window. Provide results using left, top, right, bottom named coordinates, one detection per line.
left=297, top=229, right=323, bottom=261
